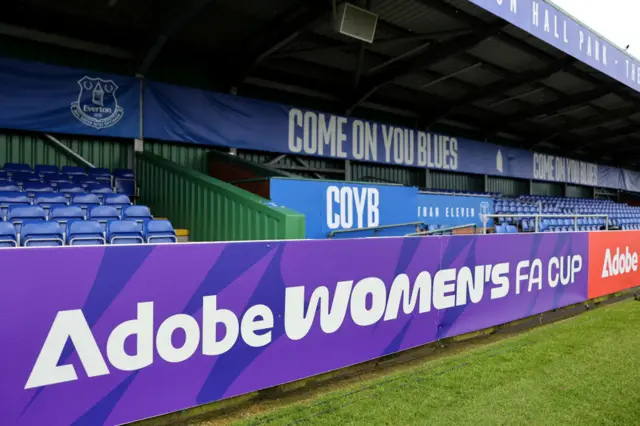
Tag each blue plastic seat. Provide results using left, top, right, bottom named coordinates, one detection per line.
left=49, top=206, right=85, bottom=232
left=23, top=182, right=54, bottom=197
left=107, top=220, right=144, bottom=245
left=71, top=193, right=101, bottom=213
left=12, top=172, right=40, bottom=185
left=4, top=163, right=31, bottom=174
left=0, top=192, right=31, bottom=218
left=88, top=168, right=112, bottom=183
left=42, top=173, right=69, bottom=187
left=66, top=220, right=106, bottom=246
left=86, top=183, right=113, bottom=196
left=57, top=182, right=85, bottom=196
left=34, top=192, right=68, bottom=216
left=61, top=166, right=86, bottom=176
left=506, top=225, right=518, bottom=233
left=89, top=205, right=120, bottom=230
left=72, top=175, right=99, bottom=187
left=34, top=165, right=59, bottom=176
left=113, top=169, right=135, bottom=196
left=495, top=225, right=506, bottom=234
left=21, top=222, right=64, bottom=247
left=0, top=222, right=17, bottom=247
left=122, top=205, right=152, bottom=223
left=103, top=193, right=131, bottom=210
left=0, top=181, right=20, bottom=192
left=144, top=220, right=177, bottom=243
left=7, top=205, right=46, bottom=233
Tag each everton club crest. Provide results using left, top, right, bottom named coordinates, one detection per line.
left=71, top=76, right=124, bottom=129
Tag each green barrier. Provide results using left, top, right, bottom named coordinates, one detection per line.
left=136, top=151, right=305, bottom=242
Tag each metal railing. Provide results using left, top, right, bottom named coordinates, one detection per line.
left=406, top=223, right=478, bottom=237
left=481, top=214, right=610, bottom=234
left=327, top=221, right=424, bottom=239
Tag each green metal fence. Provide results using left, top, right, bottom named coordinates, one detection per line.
left=136, top=151, right=305, bottom=242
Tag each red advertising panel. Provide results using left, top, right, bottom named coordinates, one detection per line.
left=588, top=231, right=640, bottom=298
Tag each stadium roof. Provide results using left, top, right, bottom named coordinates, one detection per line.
left=3, top=0, right=640, bottom=169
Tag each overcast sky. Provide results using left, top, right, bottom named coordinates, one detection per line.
left=550, top=0, right=640, bottom=59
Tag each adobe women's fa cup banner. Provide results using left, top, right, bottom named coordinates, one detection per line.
left=0, top=233, right=590, bottom=425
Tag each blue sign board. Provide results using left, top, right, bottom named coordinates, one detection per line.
left=417, top=193, right=494, bottom=228
left=268, top=178, right=418, bottom=239
left=0, top=56, right=140, bottom=139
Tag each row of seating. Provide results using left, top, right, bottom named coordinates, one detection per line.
left=1, top=163, right=135, bottom=196
left=0, top=219, right=176, bottom=247
left=0, top=192, right=132, bottom=218
left=0, top=181, right=113, bottom=195
left=1, top=205, right=151, bottom=231
left=496, top=224, right=603, bottom=234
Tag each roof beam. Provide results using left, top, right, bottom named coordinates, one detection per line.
left=230, top=0, right=335, bottom=87
left=343, top=21, right=505, bottom=114
left=481, top=86, right=612, bottom=136
left=538, top=106, right=638, bottom=146
left=0, top=22, right=132, bottom=59
left=138, top=0, right=216, bottom=74
left=424, top=56, right=575, bottom=125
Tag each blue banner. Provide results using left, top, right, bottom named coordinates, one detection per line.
left=143, top=81, right=640, bottom=192
left=268, top=178, right=418, bottom=238
left=417, top=193, right=493, bottom=228
left=469, top=0, right=640, bottom=95
left=3, top=54, right=640, bottom=193
left=0, top=56, right=140, bottom=138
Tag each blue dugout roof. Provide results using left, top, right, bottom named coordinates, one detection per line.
left=1, top=0, right=640, bottom=170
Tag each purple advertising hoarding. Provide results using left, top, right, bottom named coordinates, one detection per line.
left=0, top=233, right=588, bottom=425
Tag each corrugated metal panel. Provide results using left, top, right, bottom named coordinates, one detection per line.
left=351, top=162, right=419, bottom=185
left=429, top=170, right=484, bottom=192
left=136, top=151, right=305, bottom=242
left=531, top=181, right=564, bottom=197
left=144, top=140, right=214, bottom=174
left=238, top=151, right=344, bottom=179
left=566, top=185, right=594, bottom=199
left=487, top=176, right=529, bottom=197
left=0, top=132, right=130, bottom=169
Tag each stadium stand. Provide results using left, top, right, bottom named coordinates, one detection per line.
left=493, top=195, right=640, bottom=233
left=0, top=162, right=175, bottom=247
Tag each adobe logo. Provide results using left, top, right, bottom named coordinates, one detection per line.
left=601, top=246, right=638, bottom=278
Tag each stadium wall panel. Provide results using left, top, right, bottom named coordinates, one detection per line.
left=144, top=139, right=216, bottom=174
left=237, top=150, right=345, bottom=179
left=136, top=151, right=305, bottom=241
left=531, top=180, right=564, bottom=197
left=487, top=176, right=529, bottom=197
left=351, top=161, right=420, bottom=186
left=0, top=131, right=130, bottom=169
left=566, top=184, right=594, bottom=199
left=429, top=170, right=484, bottom=192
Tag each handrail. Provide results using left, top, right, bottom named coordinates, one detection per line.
left=482, top=213, right=610, bottom=234
left=419, top=190, right=493, bottom=198
left=406, top=223, right=477, bottom=237
left=43, top=133, right=95, bottom=168
left=327, top=221, right=424, bottom=239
